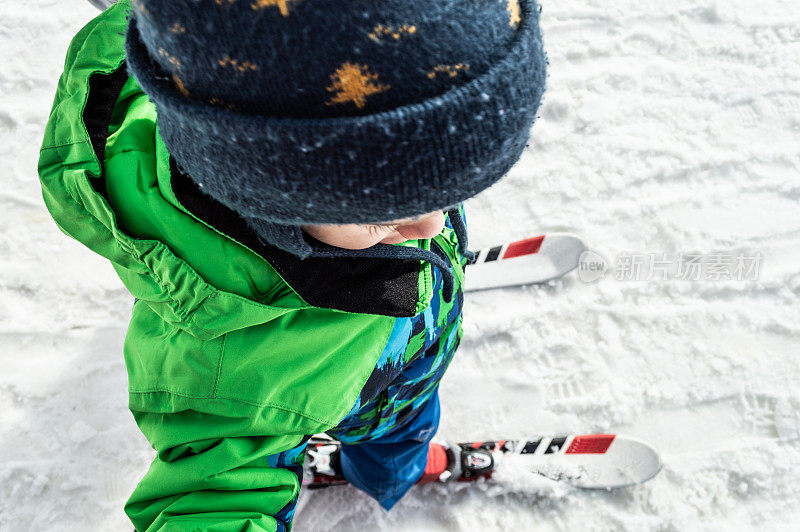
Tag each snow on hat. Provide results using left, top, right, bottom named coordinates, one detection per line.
left=125, top=0, right=547, bottom=257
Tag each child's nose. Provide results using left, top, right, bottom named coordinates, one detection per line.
left=397, top=211, right=446, bottom=241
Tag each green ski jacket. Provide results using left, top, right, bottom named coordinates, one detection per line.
left=38, top=2, right=468, bottom=530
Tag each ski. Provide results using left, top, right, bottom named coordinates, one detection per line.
left=463, top=233, right=586, bottom=292
left=303, top=433, right=661, bottom=490
left=87, top=0, right=114, bottom=10
left=449, top=434, right=661, bottom=489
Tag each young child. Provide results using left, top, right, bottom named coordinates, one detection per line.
left=38, top=0, right=545, bottom=529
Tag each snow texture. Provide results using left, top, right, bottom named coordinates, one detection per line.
left=2, top=0, right=799, bottom=530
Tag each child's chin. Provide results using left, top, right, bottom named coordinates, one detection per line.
left=379, top=235, right=408, bottom=245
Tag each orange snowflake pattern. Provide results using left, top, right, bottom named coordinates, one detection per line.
left=507, top=0, right=521, bottom=27
left=427, top=63, right=470, bottom=79
left=172, top=75, right=190, bottom=97
left=218, top=55, right=258, bottom=73
left=132, top=0, right=150, bottom=17
left=158, top=47, right=182, bottom=70
left=250, top=0, right=299, bottom=16
left=326, top=62, right=390, bottom=109
left=368, top=24, right=417, bottom=42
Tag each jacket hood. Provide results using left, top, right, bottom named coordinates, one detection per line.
left=38, top=1, right=453, bottom=340
left=38, top=1, right=310, bottom=340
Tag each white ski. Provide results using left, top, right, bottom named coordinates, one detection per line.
left=464, top=233, right=586, bottom=292
left=456, top=434, right=662, bottom=489
left=304, top=433, right=661, bottom=490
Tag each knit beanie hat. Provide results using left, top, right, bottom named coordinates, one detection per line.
left=125, top=0, right=547, bottom=258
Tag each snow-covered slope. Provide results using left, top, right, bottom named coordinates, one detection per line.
left=1, top=0, right=799, bottom=530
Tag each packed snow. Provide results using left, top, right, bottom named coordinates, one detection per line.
left=1, top=0, right=799, bottom=530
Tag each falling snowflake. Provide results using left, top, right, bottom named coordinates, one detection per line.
left=325, top=62, right=389, bottom=109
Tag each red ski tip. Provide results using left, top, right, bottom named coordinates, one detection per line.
left=502, top=235, right=545, bottom=259
left=565, top=434, right=616, bottom=454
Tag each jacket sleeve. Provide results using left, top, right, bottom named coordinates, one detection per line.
left=125, top=407, right=311, bottom=532
left=120, top=300, right=339, bottom=532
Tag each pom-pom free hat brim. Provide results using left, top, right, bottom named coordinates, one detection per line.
left=125, top=0, right=547, bottom=225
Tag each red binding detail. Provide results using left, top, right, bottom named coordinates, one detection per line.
left=311, top=475, right=347, bottom=486
left=502, top=235, right=545, bottom=259
left=565, top=434, right=615, bottom=454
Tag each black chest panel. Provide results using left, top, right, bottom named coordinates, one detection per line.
left=168, top=160, right=423, bottom=317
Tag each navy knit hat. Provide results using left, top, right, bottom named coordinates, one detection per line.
left=125, top=0, right=546, bottom=257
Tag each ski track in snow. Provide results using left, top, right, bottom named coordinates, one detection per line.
left=2, top=0, right=799, bottom=530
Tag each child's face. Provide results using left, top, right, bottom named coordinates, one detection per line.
left=302, top=211, right=446, bottom=250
